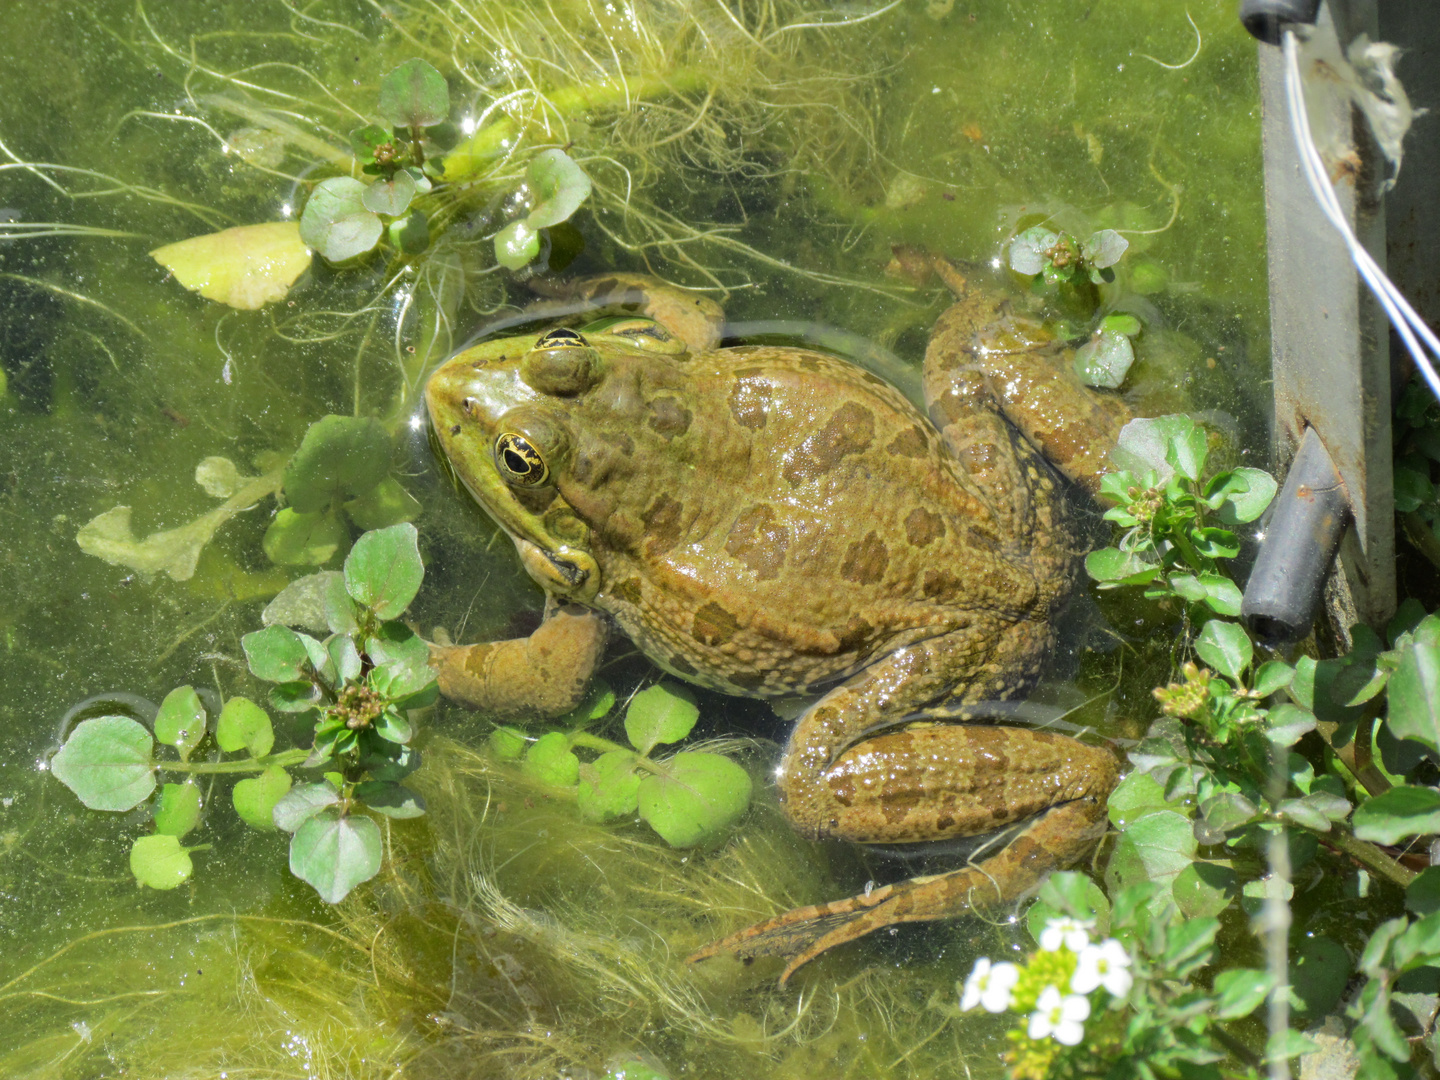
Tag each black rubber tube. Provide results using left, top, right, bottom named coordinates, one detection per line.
left=1241, top=427, right=1351, bottom=643
left=1238, top=0, right=1321, bottom=45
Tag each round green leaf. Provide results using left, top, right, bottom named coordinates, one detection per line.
left=354, top=780, right=426, bottom=818
left=51, top=716, right=157, bottom=811
left=1215, top=467, right=1278, bottom=524
left=344, top=522, right=424, bottom=619
left=1111, top=415, right=1198, bottom=481
left=215, top=696, right=274, bottom=757
left=1213, top=969, right=1272, bottom=1020
left=1073, top=329, right=1133, bottom=389
left=284, top=414, right=392, bottom=514
left=1008, top=227, right=1058, bottom=276
left=1083, top=229, right=1129, bottom=269
left=153, top=781, right=202, bottom=836
left=361, top=170, right=416, bottom=216
left=243, top=623, right=310, bottom=683
left=1191, top=527, right=1240, bottom=559
left=233, top=765, right=293, bottom=831
left=625, top=683, right=700, bottom=755
left=343, top=477, right=421, bottom=531
left=349, top=123, right=391, bottom=159
left=262, top=570, right=344, bottom=634
left=1085, top=547, right=1158, bottom=584
left=154, top=685, right=207, bottom=762
left=373, top=707, right=414, bottom=745
left=522, top=731, right=580, bottom=788
left=273, top=781, right=341, bottom=832
left=298, top=177, right=383, bottom=262
left=263, top=508, right=348, bottom=566
left=1292, top=936, right=1350, bottom=1017
left=289, top=810, right=382, bottom=903
left=1388, top=634, right=1440, bottom=753
left=637, top=751, right=751, bottom=848
left=1195, top=620, right=1252, bottom=681
left=578, top=750, right=642, bottom=822
left=494, top=218, right=540, bottom=270
left=489, top=726, right=527, bottom=760
left=1265, top=703, right=1317, bottom=747
left=377, top=58, right=449, bottom=129
left=130, top=834, right=193, bottom=890
left=1354, top=785, right=1440, bottom=846
left=387, top=209, right=430, bottom=255
left=1099, top=313, right=1141, bottom=337
left=525, top=149, right=593, bottom=230
left=1199, top=574, right=1243, bottom=616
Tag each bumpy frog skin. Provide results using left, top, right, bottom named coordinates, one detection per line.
left=425, top=268, right=1127, bottom=984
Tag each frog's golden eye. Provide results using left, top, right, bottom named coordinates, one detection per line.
left=494, top=432, right=549, bottom=486
left=535, top=327, right=588, bottom=349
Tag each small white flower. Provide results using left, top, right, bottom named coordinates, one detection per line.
left=1028, top=984, right=1091, bottom=1046
left=960, top=957, right=1021, bottom=1013
left=1039, top=915, right=1093, bottom=953
left=1072, top=938, right=1134, bottom=997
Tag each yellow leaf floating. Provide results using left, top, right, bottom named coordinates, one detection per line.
left=150, top=221, right=311, bottom=310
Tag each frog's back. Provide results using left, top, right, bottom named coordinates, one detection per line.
left=583, top=346, right=1050, bottom=697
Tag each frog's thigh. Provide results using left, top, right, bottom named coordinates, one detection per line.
left=428, top=605, right=608, bottom=717
left=566, top=273, right=725, bottom=353
left=807, top=725, right=1115, bottom=845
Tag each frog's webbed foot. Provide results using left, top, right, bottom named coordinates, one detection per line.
left=688, top=791, right=1112, bottom=986
left=428, top=603, right=608, bottom=718
left=528, top=272, right=724, bottom=354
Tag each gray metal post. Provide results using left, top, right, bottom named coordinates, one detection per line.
left=1256, top=0, right=1396, bottom=631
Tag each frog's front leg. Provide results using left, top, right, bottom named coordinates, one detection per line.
left=428, top=603, right=608, bottom=718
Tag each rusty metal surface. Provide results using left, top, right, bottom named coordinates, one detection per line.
left=1256, top=0, right=1396, bottom=625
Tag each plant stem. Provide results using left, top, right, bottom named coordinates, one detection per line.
left=441, top=68, right=710, bottom=183
left=159, top=749, right=310, bottom=774
left=1315, top=827, right=1417, bottom=888
left=568, top=732, right=667, bottom=775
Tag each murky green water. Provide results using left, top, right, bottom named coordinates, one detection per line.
left=0, top=2, right=1268, bottom=1076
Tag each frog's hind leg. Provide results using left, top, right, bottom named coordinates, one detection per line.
left=687, top=764, right=1114, bottom=986
left=922, top=263, right=1131, bottom=495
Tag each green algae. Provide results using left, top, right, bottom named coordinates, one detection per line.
left=0, top=0, right=1274, bottom=1075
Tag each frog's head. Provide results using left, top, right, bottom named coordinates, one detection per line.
left=425, top=318, right=686, bottom=602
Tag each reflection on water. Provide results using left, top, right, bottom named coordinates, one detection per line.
left=0, top=1, right=1266, bottom=1075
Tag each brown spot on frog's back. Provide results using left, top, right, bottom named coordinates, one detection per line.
left=798, top=356, right=822, bottom=372
left=640, top=493, right=685, bottom=551
left=782, top=401, right=875, bottom=486
left=886, top=425, right=930, bottom=458
left=724, top=503, right=790, bottom=580
left=646, top=395, right=692, bottom=439
left=905, top=507, right=946, bottom=547
left=692, top=601, right=740, bottom=646
left=729, top=367, right=772, bottom=430
left=840, top=532, right=889, bottom=586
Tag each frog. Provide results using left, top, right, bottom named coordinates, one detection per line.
left=424, top=265, right=1127, bottom=985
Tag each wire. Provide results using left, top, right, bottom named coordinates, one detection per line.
left=1281, top=29, right=1440, bottom=402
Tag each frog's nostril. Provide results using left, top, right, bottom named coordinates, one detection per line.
left=462, top=397, right=477, bottom=416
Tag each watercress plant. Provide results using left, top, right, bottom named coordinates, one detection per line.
left=490, top=681, right=753, bottom=849
left=51, top=524, right=438, bottom=903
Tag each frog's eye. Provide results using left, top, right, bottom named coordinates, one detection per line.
left=535, top=327, right=588, bottom=349
left=494, top=432, right=549, bottom=486
left=522, top=335, right=602, bottom=395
